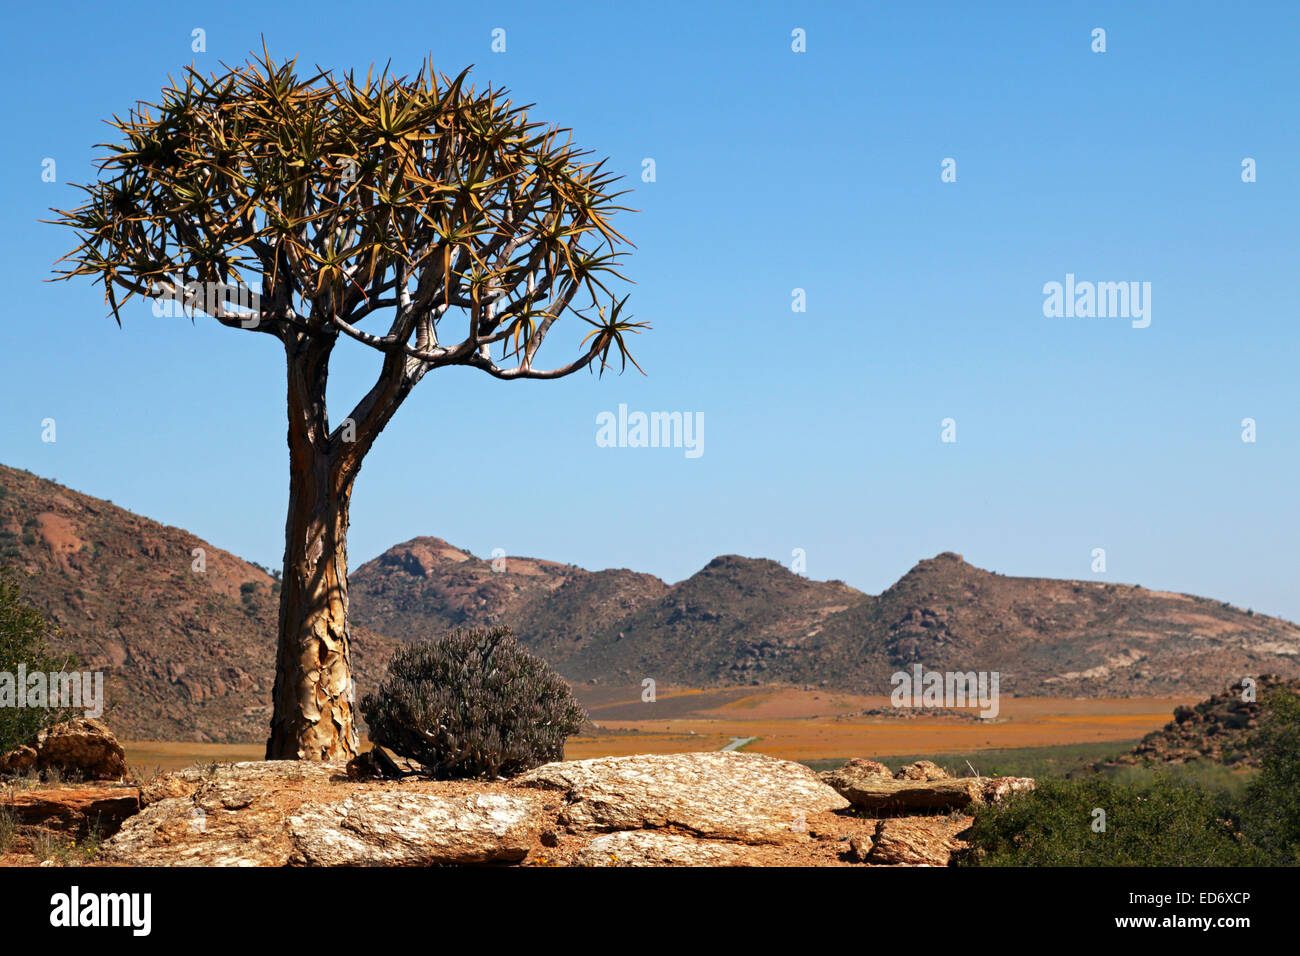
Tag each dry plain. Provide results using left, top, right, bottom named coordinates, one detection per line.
left=119, top=685, right=1196, bottom=774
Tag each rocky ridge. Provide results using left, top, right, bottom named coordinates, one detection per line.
left=7, top=462, right=1297, bottom=744
left=1091, top=674, right=1300, bottom=771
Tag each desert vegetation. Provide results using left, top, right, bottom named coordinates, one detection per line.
left=960, top=687, right=1300, bottom=866
left=360, top=626, right=586, bottom=779
left=0, top=569, right=73, bottom=754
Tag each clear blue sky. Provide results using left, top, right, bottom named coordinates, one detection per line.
left=1, top=2, right=1297, bottom=619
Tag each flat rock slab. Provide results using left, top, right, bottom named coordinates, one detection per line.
left=139, top=760, right=346, bottom=805
left=822, top=773, right=1035, bottom=813
left=512, top=751, right=848, bottom=844
left=98, top=795, right=292, bottom=866
left=289, top=792, right=536, bottom=866
left=577, top=830, right=758, bottom=867
left=4, top=785, right=140, bottom=835
left=99, top=760, right=545, bottom=866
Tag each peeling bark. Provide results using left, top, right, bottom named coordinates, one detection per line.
left=266, top=334, right=359, bottom=760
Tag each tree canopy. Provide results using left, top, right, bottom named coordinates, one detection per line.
left=50, top=48, right=646, bottom=381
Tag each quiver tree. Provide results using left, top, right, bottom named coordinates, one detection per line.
left=50, top=51, right=646, bottom=760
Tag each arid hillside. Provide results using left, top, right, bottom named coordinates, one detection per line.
left=348, top=535, right=667, bottom=664
left=354, top=542, right=1300, bottom=698
left=0, top=464, right=398, bottom=741
left=4, top=463, right=1298, bottom=742
left=349, top=545, right=859, bottom=683
left=1090, top=674, right=1300, bottom=770
left=793, top=552, right=1300, bottom=697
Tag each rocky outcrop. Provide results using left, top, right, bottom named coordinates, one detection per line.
left=84, top=752, right=1035, bottom=867
left=818, top=757, right=899, bottom=796
left=1093, top=675, right=1300, bottom=771
left=512, top=751, right=848, bottom=844
left=820, top=758, right=1034, bottom=813
left=3, top=784, right=139, bottom=835
left=0, top=718, right=126, bottom=781
left=137, top=757, right=339, bottom=806
left=99, top=760, right=548, bottom=867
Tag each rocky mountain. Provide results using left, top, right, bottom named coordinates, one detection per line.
left=0, top=464, right=398, bottom=742
left=788, top=552, right=1300, bottom=697
left=539, top=554, right=863, bottom=685
left=4, top=462, right=1299, bottom=743
left=347, top=536, right=666, bottom=665
left=355, top=544, right=1300, bottom=698
left=349, top=544, right=860, bottom=684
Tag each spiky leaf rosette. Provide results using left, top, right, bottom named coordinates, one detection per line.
left=50, top=48, right=647, bottom=378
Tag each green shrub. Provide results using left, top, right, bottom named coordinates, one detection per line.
left=958, top=772, right=1250, bottom=866
left=0, top=569, right=74, bottom=756
left=1239, top=688, right=1300, bottom=864
left=360, top=626, right=586, bottom=780
left=1101, top=759, right=1256, bottom=801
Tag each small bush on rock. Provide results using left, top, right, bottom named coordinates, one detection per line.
left=360, top=626, right=586, bottom=779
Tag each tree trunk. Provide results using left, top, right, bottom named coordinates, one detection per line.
left=266, top=335, right=359, bottom=760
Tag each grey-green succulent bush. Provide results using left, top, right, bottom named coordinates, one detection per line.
left=360, top=626, right=586, bottom=779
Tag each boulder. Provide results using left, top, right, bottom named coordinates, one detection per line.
left=1, top=718, right=128, bottom=781
left=344, top=747, right=407, bottom=781
left=846, top=834, right=874, bottom=863
left=821, top=762, right=1035, bottom=813
left=895, top=760, right=948, bottom=781
left=979, top=775, right=1038, bottom=804
left=99, top=794, right=290, bottom=866
left=868, top=817, right=967, bottom=866
left=0, top=744, right=37, bottom=775
left=819, top=758, right=893, bottom=794
left=512, top=751, right=848, bottom=844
